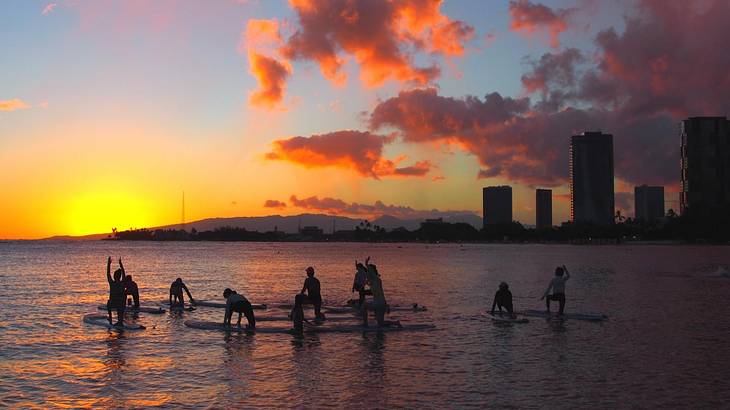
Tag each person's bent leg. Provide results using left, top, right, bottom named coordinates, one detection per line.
left=244, top=307, right=256, bottom=328
left=375, top=306, right=385, bottom=327
left=314, top=297, right=323, bottom=318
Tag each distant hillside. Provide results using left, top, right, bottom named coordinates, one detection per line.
left=43, top=212, right=482, bottom=239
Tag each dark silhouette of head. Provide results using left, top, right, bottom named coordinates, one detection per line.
left=223, top=288, right=233, bottom=298
left=499, top=281, right=509, bottom=290
left=369, top=264, right=379, bottom=276
left=294, top=293, right=304, bottom=307
left=306, top=266, right=315, bottom=277
left=175, top=278, right=182, bottom=284
left=113, top=269, right=123, bottom=281
left=124, top=275, right=133, bottom=283
left=555, top=267, right=565, bottom=276
left=356, top=262, right=366, bottom=271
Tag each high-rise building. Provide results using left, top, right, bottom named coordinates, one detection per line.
left=570, top=131, right=615, bottom=225
left=634, top=185, right=664, bottom=222
left=482, top=186, right=512, bottom=227
left=680, top=117, right=730, bottom=214
left=535, top=189, right=552, bottom=228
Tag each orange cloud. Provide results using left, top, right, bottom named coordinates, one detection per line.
left=263, top=199, right=287, bottom=208
left=509, top=0, right=571, bottom=48
left=0, top=99, right=31, bottom=112
left=242, top=19, right=281, bottom=53
left=266, top=130, right=432, bottom=179
left=249, top=53, right=291, bottom=108
left=281, top=0, right=473, bottom=87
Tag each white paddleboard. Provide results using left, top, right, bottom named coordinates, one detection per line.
left=484, top=311, right=529, bottom=323
left=97, top=305, right=165, bottom=314
left=184, top=320, right=434, bottom=334
left=83, top=314, right=146, bottom=330
left=326, top=303, right=427, bottom=314
left=520, top=309, right=607, bottom=321
left=163, top=300, right=267, bottom=310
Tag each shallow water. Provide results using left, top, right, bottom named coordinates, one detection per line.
left=1, top=241, right=729, bottom=408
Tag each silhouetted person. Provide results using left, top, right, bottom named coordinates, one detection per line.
left=541, top=265, right=570, bottom=315
left=169, top=278, right=195, bottom=307
left=223, top=288, right=255, bottom=328
left=490, top=282, right=514, bottom=316
left=352, top=261, right=371, bottom=308
left=106, top=257, right=126, bottom=326
left=124, top=275, right=140, bottom=309
left=290, top=293, right=308, bottom=334
left=301, top=266, right=324, bottom=319
left=363, top=258, right=401, bottom=328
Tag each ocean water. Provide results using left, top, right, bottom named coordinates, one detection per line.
left=1, top=241, right=729, bottom=409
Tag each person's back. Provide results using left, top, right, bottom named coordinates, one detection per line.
left=124, top=276, right=140, bottom=308
left=368, top=270, right=385, bottom=304
left=304, top=276, right=321, bottom=296
left=549, top=275, right=568, bottom=294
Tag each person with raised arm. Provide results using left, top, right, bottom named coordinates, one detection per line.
left=540, top=265, right=571, bottom=315
left=106, top=257, right=127, bottom=326
left=169, top=278, right=195, bottom=308
left=223, top=288, right=255, bottom=329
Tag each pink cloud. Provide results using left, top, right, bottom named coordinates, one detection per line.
left=42, top=3, right=57, bottom=15
left=289, top=194, right=476, bottom=220
left=509, top=0, right=572, bottom=48
left=263, top=199, right=287, bottom=209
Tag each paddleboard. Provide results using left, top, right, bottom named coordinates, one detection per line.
left=169, top=305, right=196, bottom=312
left=326, top=303, right=427, bottom=314
left=97, top=305, right=165, bottom=314
left=484, top=311, right=529, bottom=323
left=184, top=320, right=434, bottom=334
left=254, top=315, right=355, bottom=322
left=520, top=309, right=607, bottom=321
left=83, top=314, right=146, bottom=330
left=163, top=300, right=267, bottom=310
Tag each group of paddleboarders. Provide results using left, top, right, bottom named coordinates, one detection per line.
left=490, top=265, right=570, bottom=317
left=104, top=256, right=401, bottom=331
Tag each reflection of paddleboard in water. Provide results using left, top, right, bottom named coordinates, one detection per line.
left=83, top=314, right=146, bottom=330
left=483, top=311, right=529, bottom=323
left=184, top=320, right=434, bottom=334
left=97, top=305, right=165, bottom=314
left=162, top=300, right=267, bottom=310
left=520, top=309, right=607, bottom=322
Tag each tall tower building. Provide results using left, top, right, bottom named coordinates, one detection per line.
left=535, top=189, right=552, bottom=229
left=680, top=117, right=730, bottom=214
left=482, top=186, right=512, bottom=228
left=634, top=185, right=664, bottom=222
left=570, top=131, right=615, bottom=225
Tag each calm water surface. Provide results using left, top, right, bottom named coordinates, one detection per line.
left=1, top=241, right=729, bottom=408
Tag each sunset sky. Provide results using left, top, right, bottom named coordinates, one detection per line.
left=2, top=0, right=729, bottom=239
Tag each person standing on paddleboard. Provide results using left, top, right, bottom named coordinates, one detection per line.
left=169, top=278, right=195, bottom=308
left=106, top=257, right=126, bottom=326
left=223, top=288, right=255, bottom=329
left=363, top=258, right=401, bottom=328
left=490, top=282, right=514, bottom=317
left=352, top=261, right=371, bottom=309
left=301, top=266, right=325, bottom=319
left=540, top=265, right=570, bottom=315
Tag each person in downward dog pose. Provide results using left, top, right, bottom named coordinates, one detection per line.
left=540, top=265, right=570, bottom=315
left=223, top=288, right=255, bottom=329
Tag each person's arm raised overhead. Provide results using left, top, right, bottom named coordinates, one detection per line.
left=106, top=257, right=112, bottom=283
left=563, top=265, right=570, bottom=281
left=118, top=258, right=126, bottom=280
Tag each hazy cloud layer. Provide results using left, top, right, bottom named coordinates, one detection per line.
left=0, top=99, right=31, bottom=112
left=288, top=194, right=477, bottom=220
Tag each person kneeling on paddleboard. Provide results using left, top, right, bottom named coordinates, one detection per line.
left=540, top=265, right=570, bottom=315
left=301, top=266, right=325, bottom=319
left=490, top=282, right=514, bottom=317
left=223, top=288, right=255, bottom=329
left=289, top=293, right=311, bottom=334
left=124, top=274, right=140, bottom=309
left=169, top=278, right=195, bottom=308
left=106, top=257, right=126, bottom=326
